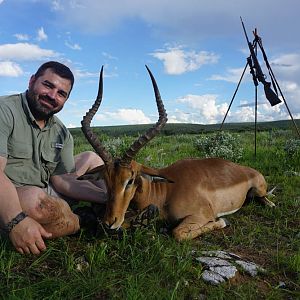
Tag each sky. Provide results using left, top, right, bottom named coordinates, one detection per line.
left=0, top=0, right=300, bottom=128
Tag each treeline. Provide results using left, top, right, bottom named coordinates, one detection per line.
left=70, top=119, right=300, bottom=138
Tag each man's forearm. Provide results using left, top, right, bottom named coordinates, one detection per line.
left=50, top=173, right=107, bottom=204
left=0, top=171, right=24, bottom=226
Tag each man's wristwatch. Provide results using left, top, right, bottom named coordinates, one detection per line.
left=2, top=212, right=28, bottom=234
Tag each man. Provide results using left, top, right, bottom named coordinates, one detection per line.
left=0, top=61, right=107, bottom=255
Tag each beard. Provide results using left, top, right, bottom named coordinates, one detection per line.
left=26, top=89, right=63, bottom=120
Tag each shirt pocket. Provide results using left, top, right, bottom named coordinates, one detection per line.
left=7, top=141, right=32, bottom=166
left=41, top=142, right=63, bottom=175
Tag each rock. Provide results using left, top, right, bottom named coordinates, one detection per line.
left=210, top=265, right=238, bottom=279
left=196, top=256, right=231, bottom=267
left=202, top=270, right=225, bottom=285
left=235, top=260, right=265, bottom=277
left=194, top=250, right=265, bottom=285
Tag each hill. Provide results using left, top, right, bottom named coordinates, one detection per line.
left=70, top=119, right=300, bottom=137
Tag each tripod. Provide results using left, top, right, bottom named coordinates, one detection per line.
left=220, top=27, right=300, bottom=156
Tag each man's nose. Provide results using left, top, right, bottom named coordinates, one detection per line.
left=47, top=89, right=57, bottom=100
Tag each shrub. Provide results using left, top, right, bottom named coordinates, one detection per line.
left=284, top=138, right=300, bottom=157
left=194, top=131, right=243, bottom=162
left=103, top=136, right=133, bottom=157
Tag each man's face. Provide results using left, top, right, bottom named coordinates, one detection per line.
left=27, top=68, right=72, bottom=120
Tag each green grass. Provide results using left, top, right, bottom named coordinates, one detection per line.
left=1, top=128, right=300, bottom=299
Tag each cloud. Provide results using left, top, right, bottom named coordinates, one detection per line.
left=65, top=41, right=82, bottom=50
left=0, top=0, right=4, bottom=4
left=37, top=27, right=48, bottom=41
left=95, top=108, right=151, bottom=125
left=51, top=0, right=63, bottom=11
left=0, top=61, right=23, bottom=77
left=209, top=67, right=249, bottom=83
left=151, top=46, right=219, bottom=75
left=176, top=94, right=228, bottom=124
left=47, top=1, right=300, bottom=47
left=102, top=52, right=118, bottom=60
left=270, top=53, right=300, bottom=78
left=0, top=43, right=59, bottom=60
left=14, top=33, right=30, bottom=41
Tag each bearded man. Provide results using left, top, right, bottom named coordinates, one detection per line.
left=0, top=61, right=107, bottom=255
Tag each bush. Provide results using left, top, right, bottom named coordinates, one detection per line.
left=194, top=131, right=243, bottom=162
left=103, top=136, right=133, bottom=157
left=284, top=138, right=300, bottom=157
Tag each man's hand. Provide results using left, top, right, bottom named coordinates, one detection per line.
left=9, top=217, right=52, bottom=255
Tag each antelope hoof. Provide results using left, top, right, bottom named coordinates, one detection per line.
left=222, top=217, right=230, bottom=228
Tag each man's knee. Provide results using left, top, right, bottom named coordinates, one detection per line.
left=17, top=186, right=64, bottom=223
left=75, top=151, right=104, bottom=175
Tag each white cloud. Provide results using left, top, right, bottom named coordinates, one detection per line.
left=231, top=101, right=287, bottom=123
left=65, top=41, right=82, bottom=50
left=14, top=33, right=30, bottom=41
left=151, top=46, right=219, bottom=75
left=271, top=54, right=300, bottom=75
left=0, top=61, right=23, bottom=77
left=102, top=52, right=118, bottom=60
left=95, top=108, right=151, bottom=125
left=37, top=27, right=48, bottom=41
left=0, top=0, right=4, bottom=4
left=176, top=94, right=228, bottom=124
left=48, top=1, right=300, bottom=48
left=51, top=0, right=63, bottom=11
left=0, top=43, right=59, bottom=60
left=67, top=123, right=77, bottom=128
left=209, top=67, right=249, bottom=83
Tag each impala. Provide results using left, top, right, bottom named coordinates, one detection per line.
left=79, top=66, right=275, bottom=241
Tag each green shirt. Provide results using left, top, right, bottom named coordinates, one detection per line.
left=0, top=92, right=75, bottom=188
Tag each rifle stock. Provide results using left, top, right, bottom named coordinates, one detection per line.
left=240, top=17, right=282, bottom=106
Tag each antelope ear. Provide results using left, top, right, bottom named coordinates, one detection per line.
left=77, top=165, right=106, bottom=181
left=141, top=173, right=174, bottom=183
left=139, top=164, right=174, bottom=183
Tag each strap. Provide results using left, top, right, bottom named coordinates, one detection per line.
left=2, top=212, right=28, bottom=234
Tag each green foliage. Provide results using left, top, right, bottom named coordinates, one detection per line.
left=194, top=131, right=243, bottom=162
left=103, top=136, right=133, bottom=157
left=1, top=126, right=300, bottom=299
left=284, top=138, right=300, bottom=156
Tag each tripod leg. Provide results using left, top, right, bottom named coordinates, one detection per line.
left=219, top=61, right=249, bottom=131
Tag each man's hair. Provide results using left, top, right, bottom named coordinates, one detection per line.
left=34, top=61, right=75, bottom=91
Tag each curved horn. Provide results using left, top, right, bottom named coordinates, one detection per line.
left=122, top=65, right=168, bottom=163
left=81, top=66, right=112, bottom=164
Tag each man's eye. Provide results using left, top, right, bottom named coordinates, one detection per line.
left=58, top=92, right=67, bottom=98
left=43, top=83, right=51, bottom=88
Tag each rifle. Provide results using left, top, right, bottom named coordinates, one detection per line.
left=240, top=17, right=281, bottom=106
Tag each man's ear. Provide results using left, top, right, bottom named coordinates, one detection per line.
left=28, top=75, right=36, bottom=89
left=77, top=165, right=106, bottom=181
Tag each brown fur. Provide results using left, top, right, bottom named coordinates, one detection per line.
left=80, top=157, right=274, bottom=241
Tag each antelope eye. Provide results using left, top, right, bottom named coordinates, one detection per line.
left=126, top=178, right=134, bottom=188
left=128, top=179, right=134, bottom=185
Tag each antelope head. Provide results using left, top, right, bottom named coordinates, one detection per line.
left=79, top=66, right=168, bottom=230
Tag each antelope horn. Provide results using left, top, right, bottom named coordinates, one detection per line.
left=81, top=66, right=112, bottom=164
left=122, top=65, right=168, bottom=164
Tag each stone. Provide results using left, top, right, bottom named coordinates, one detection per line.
left=196, top=256, right=231, bottom=267
left=235, top=260, right=265, bottom=276
left=194, top=250, right=265, bottom=285
left=202, top=270, right=225, bottom=285
left=210, top=265, right=238, bottom=279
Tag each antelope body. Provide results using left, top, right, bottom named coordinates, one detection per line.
left=79, top=66, right=274, bottom=241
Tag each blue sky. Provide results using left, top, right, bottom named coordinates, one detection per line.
left=0, top=0, right=299, bottom=128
